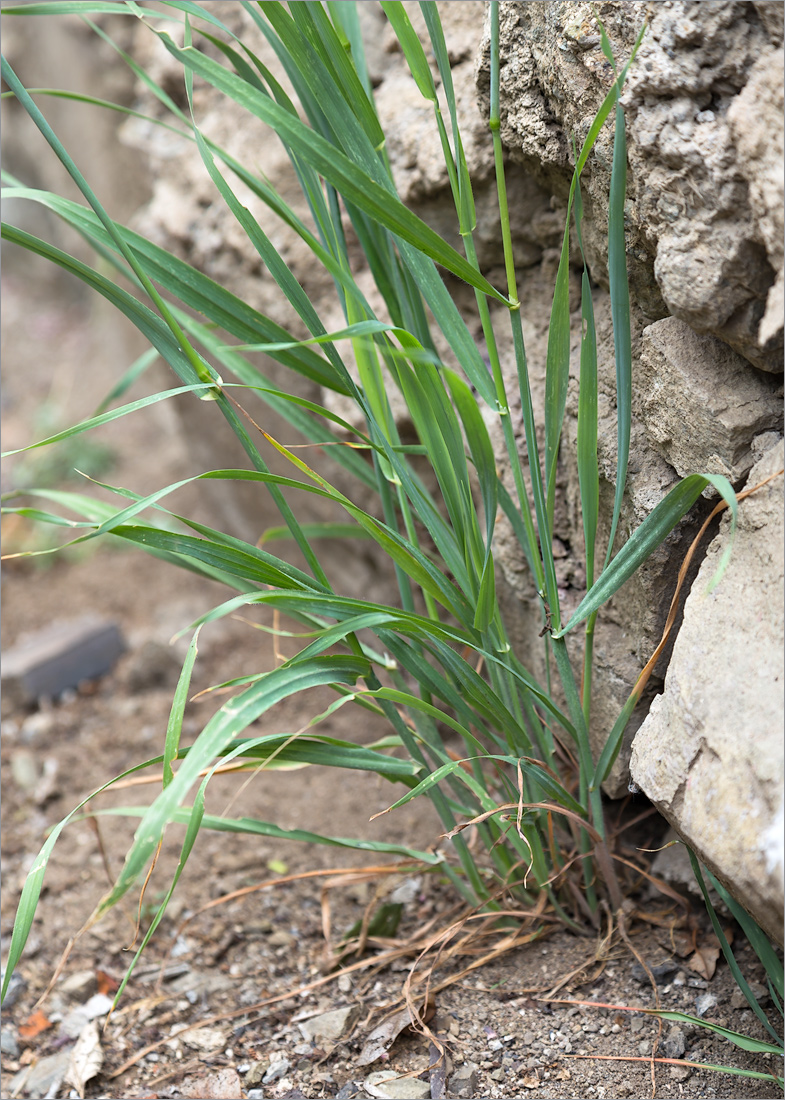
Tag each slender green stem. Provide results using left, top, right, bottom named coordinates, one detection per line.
left=582, top=611, right=598, bottom=728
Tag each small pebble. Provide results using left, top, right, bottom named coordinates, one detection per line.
left=263, top=1058, right=290, bottom=1084
left=1, top=971, right=27, bottom=1008
left=663, top=1025, right=686, bottom=1059
left=268, top=929, right=296, bottom=947
left=335, top=1083, right=363, bottom=1100
left=695, top=992, right=719, bottom=1017
left=1, top=1029, right=20, bottom=1058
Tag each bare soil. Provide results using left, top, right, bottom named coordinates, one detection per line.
left=2, top=274, right=781, bottom=1100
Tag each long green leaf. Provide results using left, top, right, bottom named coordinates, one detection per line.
left=543, top=217, right=572, bottom=533
left=91, top=655, right=369, bottom=919
left=0, top=748, right=185, bottom=1003
left=154, top=35, right=507, bottom=305
left=96, top=806, right=444, bottom=864
left=702, top=866, right=784, bottom=1004
left=604, top=101, right=632, bottom=564
left=688, top=849, right=784, bottom=1045
left=553, top=474, right=738, bottom=637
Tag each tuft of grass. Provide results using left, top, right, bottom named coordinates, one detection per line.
left=1, top=1, right=780, bottom=1084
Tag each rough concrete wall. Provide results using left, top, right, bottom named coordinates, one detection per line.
left=115, top=2, right=782, bottom=923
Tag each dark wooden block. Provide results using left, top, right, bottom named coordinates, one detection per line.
left=2, top=615, right=126, bottom=713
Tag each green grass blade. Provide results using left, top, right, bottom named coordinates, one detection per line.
left=644, top=1007, right=782, bottom=1056
left=604, top=101, right=632, bottom=564
left=1, top=383, right=212, bottom=459
left=687, top=848, right=784, bottom=1045
left=1, top=56, right=218, bottom=392
left=90, top=655, right=370, bottom=920
left=702, top=867, right=784, bottom=1004
left=98, top=806, right=444, bottom=864
left=162, top=629, right=200, bottom=788
left=591, top=689, right=639, bottom=789
left=0, top=749, right=184, bottom=1003
left=574, top=179, right=599, bottom=587
left=289, top=1, right=385, bottom=147
left=543, top=219, right=572, bottom=533
left=381, top=1, right=437, bottom=101
left=553, top=474, right=738, bottom=637
left=92, top=347, right=160, bottom=415
left=4, top=187, right=346, bottom=390
left=154, top=35, right=507, bottom=304
left=2, top=1, right=147, bottom=14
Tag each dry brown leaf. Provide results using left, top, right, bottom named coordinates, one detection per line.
left=686, top=937, right=721, bottom=980
left=64, top=1020, right=103, bottom=1098
left=357, top=997, right=435, bottom=1067
left=95, top=969, right=119, bottom=996
left=18, top=1009, right=53, bottom=1040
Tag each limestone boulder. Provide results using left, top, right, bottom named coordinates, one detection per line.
left=630, top=440, right=784, bottom=943
left=476, top=0, right=784, bottom=371
left=635, top=317, right=783, bottom=482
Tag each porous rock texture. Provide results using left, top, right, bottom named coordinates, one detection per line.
left=115, top=3, right=783, bottom=929
left=478, top=0, right=784, bottom=372
left=630, top=441, right=784, bottom=945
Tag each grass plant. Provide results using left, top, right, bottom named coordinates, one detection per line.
left=1, top=1, right=781, bottom=1086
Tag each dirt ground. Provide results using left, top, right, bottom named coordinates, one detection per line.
left=2, top=274, right=782, bottom=1100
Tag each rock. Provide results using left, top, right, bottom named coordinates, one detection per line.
left=298, top=1004, right=358, bottom=1042
left=727, top=47, right=784, bottom=347
left=263, top=1057, right=291, bottom=1084
left=631, top=961, right=679, bottom=986
left=448, top=1063, right=479, bottom=1099
left=181, top=1027, right=228, bottom=1053
left=663, top=1025, right=687, bottom=1060
left=335, top=1083, right=364, bottom=1100
left=636, top=317, right=782, bottom=482
left=267, top=929, right=296, bottom=948
left=8, top=1049, right=71, bottom=1099
left=59, top=992, right=114, bottom=1039
left=363, top=1069, right=430, bottom=1099
left=180, top=1068, right=243, bottom=1100
left=477, top=1, right=784, bottom=372
left=59, top=969, right=98, bottom=1000
left=695, top=992, right=719, bottom=1017
left=630, top=442, right=784, bottom=944
left=389, top=876, right=422, bottom=905
left=1, top=615, right=125, bottom=714
left=0, top=970, right=27, bottom=1008
left=0, top=1028, right=20, bottom=1058
left=243, top=1061, right=268, bottom=1088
